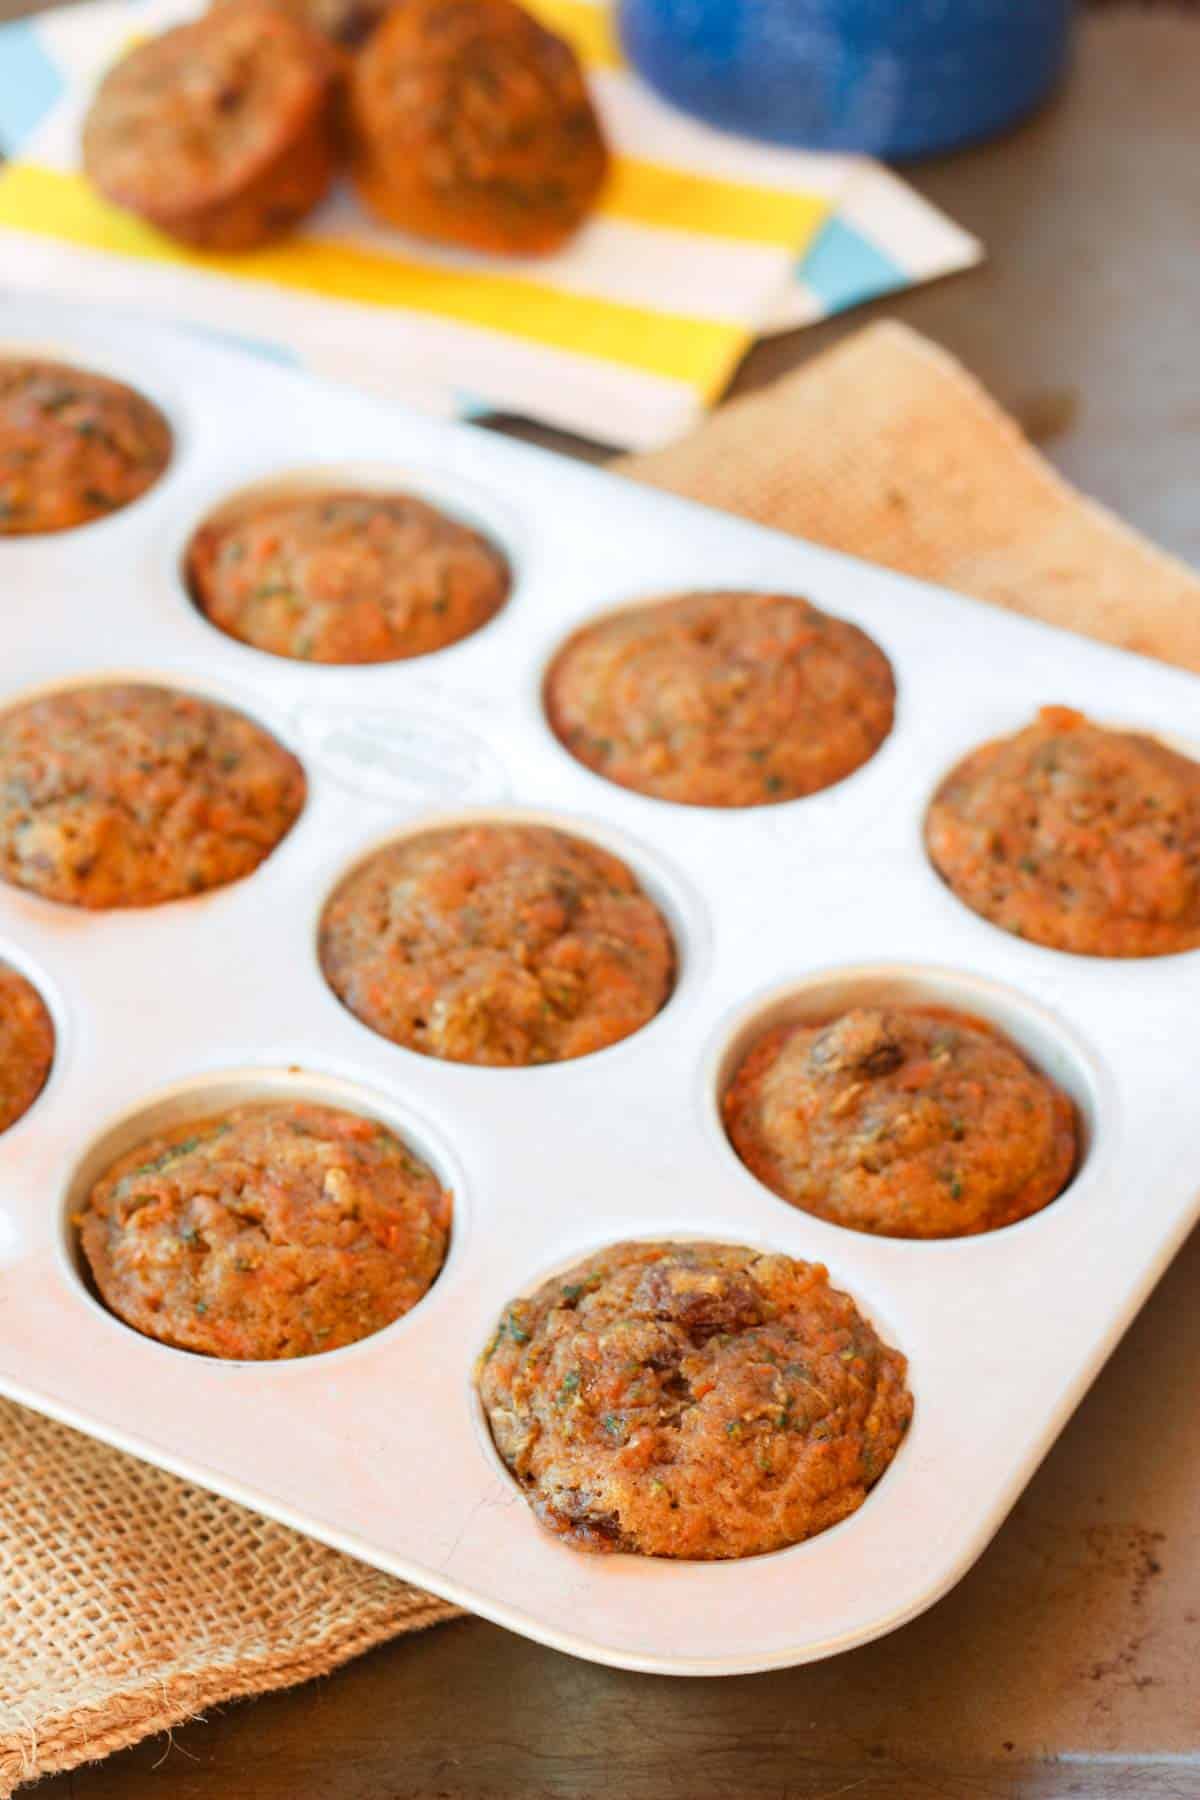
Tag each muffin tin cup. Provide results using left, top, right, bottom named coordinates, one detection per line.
left=0, top=345, right=192, bottom=552
left=172, top=456, right=529, bottom=672
left=58, top=1063, right=470, bottom=1370
left=312, top=800, right=713, bottom=1070
left=0, top=935, right=65, bottom=1145
left=704, top=960, right=1113, bottom=1230
left=538, top=585, right=900, bottom=812
left=1, top=297, right=1198, bottom=1675
left=918, top=716, right=1200, bottom=963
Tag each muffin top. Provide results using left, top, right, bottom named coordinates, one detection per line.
left=0, top=359, right=171, bottom=535
left=349, top=0, right=608, bottom=255
left=0, top=683, right=305, bottom=909
left=83, top=4, right=334, bottom=221
left=478, top=1239, right=912, bottom=1559
left=212, top=0, right=391, bottom=48
left=724, top=1006, right=1078, bottom=1240
left=319, top=822, right=675, bottom=1066
left=187, top=489, right=510, bottom=663
left=78, top=1100, right=451, bottom=1359
left=925, top=706, right=1200, bottom=958
left=545, top=590, right=895, bottom=808
left=0, top=961, right=54, bottom=1136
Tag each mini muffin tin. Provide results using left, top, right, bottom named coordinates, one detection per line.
left=1, top=297, right=1198, bottom=1676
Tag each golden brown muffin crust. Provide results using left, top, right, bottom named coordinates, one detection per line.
left=545, top=590, right=895, bottom=808
left=78, top=1101, right=451, bottom=1359
left=0, top=359, right=171, bottom=535
left=319, top=823, right=675, bottom=1066
left=83, top=4, right=337, bottom=250
left=478, top=1240, right=912, bottom=1559
left=925, top=706, right=1200, bottom=958
left=724, top=1005, right=1078, bottom=1240
left=0, top=683, right=306, bottom=909
left=349, top=0, right=608, bottom=254
left=187, top=489, right=510, bottom=663
left=212, top=0, right=391, bottom=48
left=0, top=961, right=54, bottom=1136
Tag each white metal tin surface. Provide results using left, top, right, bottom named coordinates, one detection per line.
left=1, top=298, right=1197, bottom=1676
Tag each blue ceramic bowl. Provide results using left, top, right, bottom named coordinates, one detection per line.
left=618, top=0, right=1073, bottom=158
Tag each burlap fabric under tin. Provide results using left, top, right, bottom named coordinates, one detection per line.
left=4, top=318, right=1200, bottom=1796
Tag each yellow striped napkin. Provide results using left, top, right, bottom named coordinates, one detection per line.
left=0, top=0, right=856, bottom=446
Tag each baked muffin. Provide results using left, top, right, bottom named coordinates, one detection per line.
left=0, top=359, right=171, bottom=535
left=186, top=489, right=510, bottom=663
left=0, top=961, right=54, bottom=1136
left=349, top=0, right=609, bottom=255
left=0, top=683, right=305, bottom=909
left=78, top=1101, right=450, bottom=1358
left=925, top=706, right=1200, bottom=959
left=212, top=0, right=391, bottom=49
left=319, top=823, right=674, bottom=1066
left=83, top=4, right=338, bottom=251
left=478, top=1240, right=912, bottom=1559
left=724, top=1006, right=1078, bottom=1240
left=545, top=591, right=895, bottom=808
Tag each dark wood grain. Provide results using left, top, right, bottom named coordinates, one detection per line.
left=4, top=4, right=1199, bottom=1794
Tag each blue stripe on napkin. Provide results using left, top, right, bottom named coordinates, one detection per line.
left=799, top=216, right=907, bottom=313
left=0, top=19, right=64, bottom=157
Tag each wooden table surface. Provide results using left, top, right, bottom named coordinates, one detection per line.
left=6, top=7, right=1200, bottom=1796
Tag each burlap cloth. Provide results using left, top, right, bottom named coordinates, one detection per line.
left=4, top=319, right=1200, bottom=1797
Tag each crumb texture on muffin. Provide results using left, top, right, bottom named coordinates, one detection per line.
left=350, top=0, right=608, bottom=254
left=545, top=590, right=895, bottom=807
left=78, top=1100, right=451, bottom=1358
left=187, top=489, right=509, bottom=663
left=0, top=683, right=306, bottom=909
left=925, top=705, right=1200, bottom=958
left=725, top=1005, right=1078, bottom=1239
left=478, top=1240, right=912, bottom=1559
left=0, top=961, right=54, bottom=1136
left=0, top=359, right=171, bottom=535
left=83, top=4, right=337, bottom=250
left=319, top=822, right=674, bottom=1066
left=212, top=0, right=392, bottom=48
